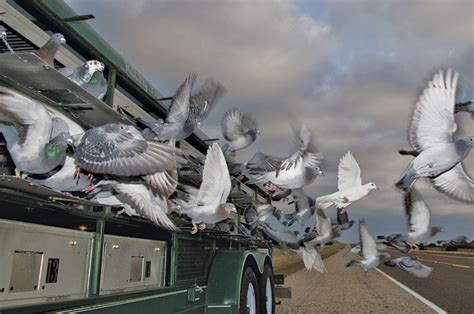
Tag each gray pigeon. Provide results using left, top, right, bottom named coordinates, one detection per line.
left=396, top=70, right=474, bottom=201
left=178, top=78, right=226, bottom=140
left=84, top=70, right=108, bottom=100
left=455, top=100, right=473, bottom=118
left=90, top=179, right=178, bottom=231
left=336, top=207, right=355, bottom=231
left=74, top=122, right=186, bottom=177
left=35, top=33, right=65, bottom=66
left=304, top=207, right=341, bottom=249
left=346, top=219, right=390, bottom=272
left=316, top=152, right=377, bottom=212
left=379, top=188, right=443, bottom=253
left=288, top=188, right=316, bottom=226
left=59, top=60, right=105, bottom=89
left=0, top=26, right=14, bottom=53
left=221, top=109, right=259, bottom=155
left=245, top=121, right=323, bottom=189
left=384, top=256, right=432, bottom=279
left=140, top=73, right=196, bottom=141
left=437, top=235, right=473, bottom=247
left=175, top=143, right=236, bottom=234
left=0, top=87, right=67, bottom=174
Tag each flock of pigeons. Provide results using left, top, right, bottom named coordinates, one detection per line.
left=0, top=33, right=473, bottom=280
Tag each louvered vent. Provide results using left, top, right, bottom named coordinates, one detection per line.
left=0, top=22, right=63, bottom=68
left=176, top=238, right=213, bottom=282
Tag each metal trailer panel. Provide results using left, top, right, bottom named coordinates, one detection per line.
left=0, top=219, right=93, bottom=309
left=205, top=250, right=270, bottom=313
left=99, top=235, right=167, bottom=295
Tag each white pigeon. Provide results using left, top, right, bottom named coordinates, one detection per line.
left=221, top=109, right=259, bottom=155
left=316, top=152, right=377, bottom=212
left=296, top=246, right=327, bottom=273
left=90, top=179, right=178, bottom=231
left=395, top=69, right=474, bottom=203
left=304, top=207, right=340, bottom=250
left=176, top=143, right=236, bottom=234
left=384, top=256, right=433, bottom=279
left=379, top=186, right=444, bottom=253
left=346, top=219, right=390, bottom=272
left=245, top=122, right=323, bottom=189
left=0, top=87, right=67, bottom=174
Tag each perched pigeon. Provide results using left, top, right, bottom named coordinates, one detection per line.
left=175, top=143, right=236, bottom=234
left=84, top=70, right=108, bottom=100
left=221, top=109, right=259, bottom=155
left=384, top=256, right=432, bottom=279
left=140, top=73, right=196, bottom=141
left=179, top=78, right=226, bottom=140
left=35, top=33, right=65, bottom=66
left=346, top=219, right=390, bottom=272
left=74, top=122, right=185, bottom=177
left=316, top=152, right=377, bottom=212
left=245, top=122, right=323, bottom=189
left=0, top=87, right=68, bottom=174
left=304, top=207, right=341, bottom=250
left=395, top=70, right=474, bottom=202
left=336, top=207, right=355, bottom=231
left=59, top=60, right=105, bottom=89
left=455, top=100, right=473, bottom=118
left=90, top=179, right=178, bottom=231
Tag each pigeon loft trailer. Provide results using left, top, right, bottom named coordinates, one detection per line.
left=0, top=0, right=288, bottom=312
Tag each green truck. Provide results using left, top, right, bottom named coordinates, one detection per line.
left=0, top=1, right=287, bottom=312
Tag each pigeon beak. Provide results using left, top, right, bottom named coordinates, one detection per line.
left=319, top=170, right=324, bottom=176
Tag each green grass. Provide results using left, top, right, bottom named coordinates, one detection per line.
left=272, top=242, right=345, bottom=276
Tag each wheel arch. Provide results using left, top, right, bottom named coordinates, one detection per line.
left=204, top=250, right=270, bottom=313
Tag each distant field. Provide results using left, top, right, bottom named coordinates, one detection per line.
left=272, top=243, right=345, bottom=276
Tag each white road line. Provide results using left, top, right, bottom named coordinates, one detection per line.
left=375, top=268, right=447, bottom=314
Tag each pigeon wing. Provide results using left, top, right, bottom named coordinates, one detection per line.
left=166, top=73, right=196, bottom=125
left=430, top=164, right=474, bottom=203
left=75, top=126, right=184, bottom=176
left=316, top=207, right=331, bottom=236
left=409, top=69, right=458, bottom=151
left=359, top=219, right=377, bottom=260
left=221, top=109, right=257, bottom=141
left=338, top=151, right=362, bottom=191
left=404, top=187, right=431, bottom=233
left=197, top=143, right=232, bottom=205
left=188, top=78, right=226, bottom=122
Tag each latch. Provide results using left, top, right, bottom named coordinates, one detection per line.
left=187, top=284, right=204, bottom=302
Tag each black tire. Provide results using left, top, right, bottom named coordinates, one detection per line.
left=261, top=264, right=275, bottom=314
left=240, top=267, right=260, bottom=314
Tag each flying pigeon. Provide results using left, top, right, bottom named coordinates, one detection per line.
left=287, top=188, right=316, bottom=226
left=346, top=219, right=390, bottom=272
left=244, top=122, right=324, bottom=189
left=455, top=100, right=473, bottom=118
left=304, top=207, right=341, bottom=250
left=35, top=33, right=65, bottom=66
left=59, top=60, right=105, bottom=90
left=140, top=73, right=196, bottom=141
left=379, top=188, right=443, bottom=253
left=90, top=179, right=178, bottom=231
left=221, top=109, right=259, bottom=155
left=384, top=256, right=432, bottom=279
left=336, top=207, right=355, bottom=231
left=316, top=152, right=377, bottom=212
left=296, top=246, right=327, bottom=273
left=437, top=235, right=473, bottom=247
left=0, top=87, right=68, bottom=174
left=178, top=78, right=226, bottom=140
left=175, top=143, right=236, bottom=234
left=73, top=122, right=185, bottom=177
left=395, top=69, right=474, bottom=203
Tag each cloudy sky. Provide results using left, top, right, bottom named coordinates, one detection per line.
left=67, top=0, right=473, bottom=242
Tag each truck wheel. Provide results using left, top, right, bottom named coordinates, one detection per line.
left=261, top=264, right=275, bottom=314
left=240, top=267, right=260, bottom=314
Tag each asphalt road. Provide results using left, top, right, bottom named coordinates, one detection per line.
left=277, top=250, right=435, bottom=313
left=379, top=249, right=474, bottom=314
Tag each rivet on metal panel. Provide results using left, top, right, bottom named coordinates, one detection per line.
left=112, top=244, right=119, bottom=249
left=154, top=247, right=160, bottom=251
left=69, top=240, right=77, bottom=246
